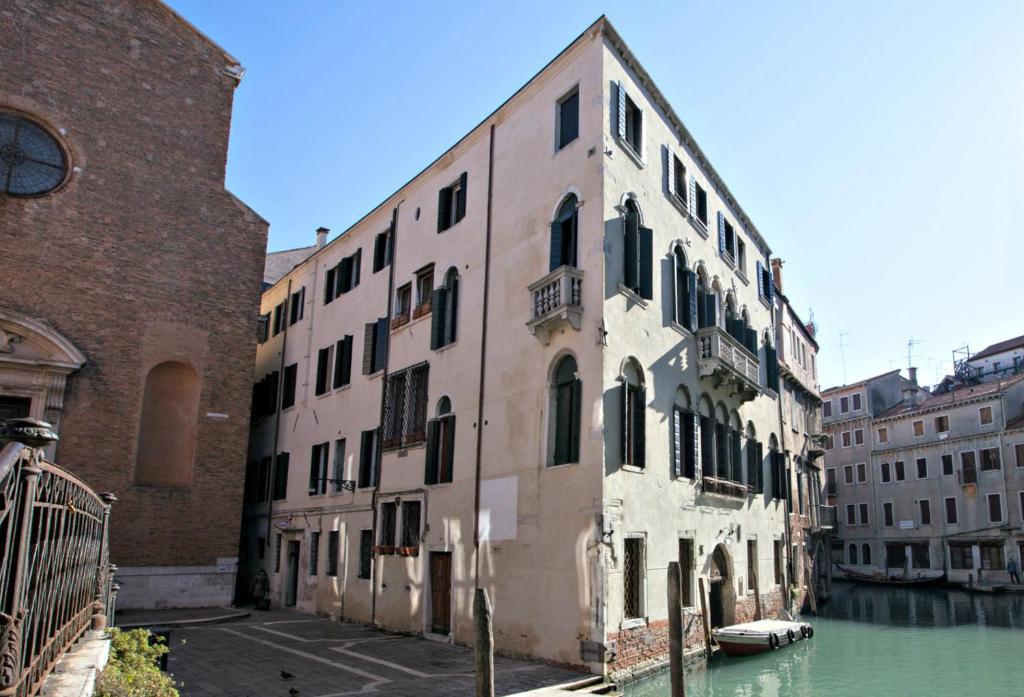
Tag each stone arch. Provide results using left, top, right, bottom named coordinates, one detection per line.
left=135, top=361, right=201, bottom=488
left=674, top=384, right=691, bottom=411
left=708, top=543, right=736, bottom=628
left=617, top=356, right=645, bottom=387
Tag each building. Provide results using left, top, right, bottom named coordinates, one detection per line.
left=0, top=0, right=267, bottom=608
left=241, top=17, right=815, bottom=679
left=823, top=351, right=1024, bottom=586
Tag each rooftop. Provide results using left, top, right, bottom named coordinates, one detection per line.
left=876, top=372, right=1024, bottom=419
left=969, top=334, right=1024, bottom=362
left=822, top=369, right=902, bottom=396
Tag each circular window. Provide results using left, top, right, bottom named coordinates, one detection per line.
left=0, top=113, right=67, bottom=197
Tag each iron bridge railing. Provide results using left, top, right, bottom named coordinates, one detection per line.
left=0, top=419, right=116, bottom=697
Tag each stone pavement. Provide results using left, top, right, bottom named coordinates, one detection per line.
left=161, top=608, right=588, bottom=697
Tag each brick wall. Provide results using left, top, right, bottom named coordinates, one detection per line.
left=0, top=0, right=267, bottom=577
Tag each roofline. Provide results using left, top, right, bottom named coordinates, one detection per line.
left=777, top=289, right=819, bottom=350
left=822, top=369, right=903, bottom=395
left=267, top=243, right=317, bottom=256
left=968, top=336, right=1024, bottom=361
left=155, top=0, right=243, bottom=77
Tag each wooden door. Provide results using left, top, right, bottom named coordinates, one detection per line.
left=286, top=541, right=300, bottom=607
left=430, top=552, right=452, bottom=635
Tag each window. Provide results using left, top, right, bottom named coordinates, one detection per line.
left=826, top=468, right=836, bottom=495
left=1017, top=443, right=1024, bottom=467
left=325, top=249, right=362, bottom=303
left=550, top=195, right=579, bottom=271
left=327, top=531, right=340, bottom=577
left=394, top=284, right=412, bottom=324
left=362, top=317, right=388, bottom=374
left=308, top=442, right=329, bottom=496
left=848, top=543, right=858, bottom=565
left=671, top=245, right=697, bottom=330
left=379, top=502, right=397, bottom=546
left=414, top=265, right=434, bottom=318
left=883, top=502, right=894, bottom=527
left=431, top=268, right=460, bottom=350
left=272, top=301, right=286, bottom=336
left=400, top=501, right=421, bottom=548
left=935, top=415, right=949, bottom=433
left=841, top=431, right=851, bottom=448
left=252, top=371, right=279, bottom=418
left=746, top=540, right=757, bottom=593
left=988, top=493, right=1002, bottom=523
left=623, top=537, right=644, bottom=619
left=333, top=335, right=353, bottom=389
left=919, top=499, right=931, bottom=526
left=854, top=429, right=864, bottom=446
left=981, top=542, right=1004, bottom=570
left=621, top=360, right=645, bottom=468
left=717, top=213, right=739, bottom=264
left=308, top=531, right=322, bottom=576
left=272, top=453, right=289, bottom=501
left=282, top=363, right=298, bottom=409
left=426, top=397, right=456, bottom=483
left=258, top=313, right=270, bottom=343
left=289, top=287, right=305, bottom=325
left=859, top=503, right=869, bottom=525
left=736, top=238, right=746, bottom=274
left=840, top=396, right=849, bottom=413
left=0, top=112, right=68, bottom=196
left=622, top=199, right=653, bottom=299
left=911, top=544, right=930, bottom=570
left=437, top=172, right=468, bottom=232
left=878, top=427, right=889, bottom=444
left=945, top=497, right=958, bottom=524
left=557, top=86, right=579, bottom=149
left=550, top=357, right=582, bottom=466
left=615, top=81, right=642, bottom=155
left=1019, top=491, right=1024, bottom=520
left=913, top=420, right=924, bottom=438
left=756, top=259, right=773, bottom=304
left=679, top=539, right=694, bottom=606
left=666, top=149, right=687, bottom=207
left=358, top=429, right=379, bottom=488
left=979, top=406, right=994, bottom=425
left=961, top=451, right=978, bottom=484
left=332, top=438, right=346, bottom=492
left=692, top=181, right=708, bottom=228
left=852, top=393, right=862, bottom=411
left=881, top=462, right=891, bottom=483
left=895, top=461, right=905, bottom=481
left=846, top=504, right=856, bottom=525
left=358, top=530, right=373, bottom=579
left=275, top=534, right=282, bottom=573
left=315, top=344, right=334, bottom=396
left=980, top=447, right=1001, bottom=471
left=372, top=229, right=392, bottom=273
left=382, top=363, right=429, bottom=450
left=942, top=454, right=954, bottom=476
left=823, top=434, right=834, bottom=450
left=949, top=543, right=972, bottom=570
left=844, top=465, right=854, bottom=485
left=134, top=361, right=200, bottom=488
left=857, top=463, right=867, bottom=483
left=916, top=458, right=928, bottom=479
left=773, top=540, right=783, bottom=584
left=769, top=447, right=786, bottom=500
left=744, top=429, right=760, bottom=491
left=822, top=400, right=832, bottom=418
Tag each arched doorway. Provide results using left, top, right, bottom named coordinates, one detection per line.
left=708, top=543, right=736, bottom=629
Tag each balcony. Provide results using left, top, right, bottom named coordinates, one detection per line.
left=700, top=475, right=748, bottom=499
left=526, top=265, right=583, bottom=345
left=695, top=326, right=761, bottom=402
left=815, top=504, right=837, bottom=529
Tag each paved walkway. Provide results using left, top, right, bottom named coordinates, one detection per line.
left=160, top=609, right=586, bottom=697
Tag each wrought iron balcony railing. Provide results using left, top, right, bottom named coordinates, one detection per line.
left=526, top=265, right=583, bottom=345
left=695, top=326, right=761, bottom=402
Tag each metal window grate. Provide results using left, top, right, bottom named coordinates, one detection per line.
left=358, top=530, right=373, bottom=579
left=623, top=538, right=643, bottom=619
left=309, top=532, right=320, bottom=576
left=379, top=502, right=397, bottom=546
left=401, top=501, right=422, bottom=547
left=382, top=362, right=430, bottom=451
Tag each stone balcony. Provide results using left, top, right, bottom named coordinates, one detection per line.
left=700, top=474, right=749, bottom=499
left=695, top=326, right=761, bottom=402
left=526, top=265, right=583, bottom=345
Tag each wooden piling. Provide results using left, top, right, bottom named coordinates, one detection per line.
left=474, top=588, right=494, bottom=697
left=698, top=578, right=713, bottom=666
left=752, top=567, right=762, bottom=621
left=804, top=567, right=818, bottom=615
left=667, top=562, right=686, bottom=697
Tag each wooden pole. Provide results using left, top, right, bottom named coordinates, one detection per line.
left=474, top=588, right=494, bottom=697
left=752, top=567, right=762, bottom=621
left=667, top=562, right=686, bottom=697
left=697, top=578, right=713, bottom=666
left=804, top=567, right=818, bottom=615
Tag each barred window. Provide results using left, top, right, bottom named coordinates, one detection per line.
left=327, top=531, right=339, bottom=577
left=382, top=362, right=430, bottom=451
left=275, top=533, right=282, bottom=573
left=401, top=501, right=421, bottom=547
left=358, top=530, right=373, bottom=579
left=380, top=502, right=397, bottom=546
left=623, top=537, right=644, bottom=619
left=309, top=532, right=320, bottom=576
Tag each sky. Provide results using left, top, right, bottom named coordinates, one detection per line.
left=166, top=0, right=1023, bottom=391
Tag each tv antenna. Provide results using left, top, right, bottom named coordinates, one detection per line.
left=838, top=332, right=851, bottom=384
left=907, top=339, right=923, bottom=372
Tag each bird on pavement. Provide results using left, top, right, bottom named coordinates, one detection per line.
left=280, top=670, right=295, bottom=680
left=288, top=688, right=299, bottom=696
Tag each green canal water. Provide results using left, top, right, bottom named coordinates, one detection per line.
left=624, top=583, right=1024, bottom=697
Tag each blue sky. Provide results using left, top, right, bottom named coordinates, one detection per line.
left=167, top=0, right=1023, bottom=391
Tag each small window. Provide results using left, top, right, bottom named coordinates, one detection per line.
left=916, top=457, right=928, bottom=479
left=843, top=465, right=853, bottom=484
left=919, top=499, right=931, bottom=526
left=362, top=318, right=388, bottom=375
left=621, top=360, right=646, bottom=468
left=840, top=396, right=849, bottom=413
left=275, top=534, right=282, bottom=573
left=382, top=363, right=430, bottom=451
left=881, top=462, right=891, bottom=483
left=400, top=501, right=421, bottom=548
left=848, top=544, right=858, bottom=565
left=257, top=313, right=270, bottom=344
left=949, top=543, right=971, bottom=569
left=878, top=427, right=889, bottom=444
left=557, top=87, right=579, bottom=149
left=372, top=229, right=393, bottom=273
left=0, top=112, right=68, bottom=196
left=325, top=249, right=362, bottom=303
left=846, top=504, right=855, bottom=525
left=980, top=447, right=1001, bottom=471
left=895, top=461, right=905, bottom=481
left=988, top=493, right=1002, bottom=523
left=315, top=344, right=334, bottom=396
left=622, top=199, right=653, bottom=300
left=272, top=301, right=286, bottom=336
left=426, top=397, right=456, bottom=484
left=669, top=152, right=686, bottom=205
left=913, top=420, right=925, bottom=438
left=357, top=429, right=379, bottom=488
left=979, top=406, right=994, bottom=425
left=857, top=463, right=866, bottom=483
left=822, top=400, right=832, bottom=418
left=331, top=438, right=346, bottom=492
left=961, top=451, right=978, bottom=484
left=309, top=532, right=320, bottom=576
left=431, top=268, right=460, bottom=350
left=746, top=540, right=757, bottom=593
left=551, top=356, right=582, bottom=466
left=550, top=195, right=579, bottom=271
left=981, top=542, right=1004, bottom=570
left=693, top=182, right=708, bottom=227
left=935, top=415, right=950, bottom=433
left=394, top=284, right=412, bottom=322
left=945, top=497, right=958, bottom=525
left=623, top=537, right=644, bottom=619
left=616, top=82, right=643, bottom=155
left=327, top=531, right=340, bottom=577
left=852, top=393, right=863, bottom=411
left=858, top=503, right=869, bottom=525
left=272, top=453, right=289, bottom=501
left=854, top=429, right=864, bottom=446
left=308, top=442, right=329, bottom=496
left=883, top=502, right=894, bottom=527
left=358, top=530, right=373, bottom=579
left=437, top=173, right=468, bottom=232
left=679, top=539, right=694, bottom=606
left=415, top=266, right=434, bottom=315
left=282, top=363, right=298, bottom=409
left=941, top=454, right=954, bottom=476
left=1015, top=443, right=1024, bottom=467
left=380, top=502, right=397, bottom=546
left=773, top=540, right=783, bottom=584
left=333, top=335, right=353, bottom=389
left=841, top=431, right=851, bottom=448
left=289, top=287, right=305, bottom=325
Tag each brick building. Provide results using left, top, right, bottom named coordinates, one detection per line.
left=0, top=0, right=267, bottom=608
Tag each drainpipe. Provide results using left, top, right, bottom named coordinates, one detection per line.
left=776, top=374, right=794, bottom=612
left=266, top=278, right=293, bottom=559
left=472, top=124, right=497, bottom=589
left=370, top=204, right=400, bottom=626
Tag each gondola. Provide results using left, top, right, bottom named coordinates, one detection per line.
left=836, top=565, right=946, bottom=586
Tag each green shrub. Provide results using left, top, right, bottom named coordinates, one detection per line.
left=95, top=628, right=179, bottom=697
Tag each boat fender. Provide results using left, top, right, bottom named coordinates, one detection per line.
left=786, top=629, right=796, bottom=643
left=801, top=625, right=811, bottom=639
left=806, top=625, right=814, bottom=638
left=769, top=633, right=780, bottom=650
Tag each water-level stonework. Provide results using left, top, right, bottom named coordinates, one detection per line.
left=625, top=583, right=1024, bottom=696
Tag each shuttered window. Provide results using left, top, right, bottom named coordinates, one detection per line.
left=672, top=408, right=697, bottom=479
left=400, top=501, right=422, bottom=547
left=746, top=439, right=760, bottom=490
left=671, top=246, right=697, bottom=331
left=282, top=363, right=298, bottom=409
left=272, top=301, right=286, bottom=336
left=315, top=345, right=332, bottom=396
left=431, top=269, right=459, bottom=350
left=382, top=363, right=430, bottom=451
left=550, top=195, right=579, bottom=271
left=552, top=356, right=582, bottom=466
left=333, top=335, right=353, bottom=388
left=615, top=82, right=642, bottom=155
left=357, top=429, right=378, bottom=489
left=372, top=229, right=392, bottom=273
left=557, top=87, right=579, bottom=149
left=327, top=531, right=340, bottom=577
left=308, top=442, right=328, bottom=496
left=945, top=497, right=958, bottom=524
left=622, top=381, right=646, bottom=468
left=289, top=287, right=305, bottom=325
left=358, top=530, right=373, bottom=579
left=325, top=249, right=362, bottom=303
left=332, top=438, right=346, bottom=492
left=437, top=172, right=468, bottom=232
left=272, top=453, right=288, bottom=501
left=362, top=318, right=388, bottom=375
left=379, top=502, right=397, bottom=546
left=622, top=200, right=653, bottom=300
left=700, top=416, right=714, bottom=476
left=425, top=406, right=456, bottom=485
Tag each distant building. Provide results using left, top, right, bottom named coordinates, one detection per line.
left=0, top=0, right=267, bottom=608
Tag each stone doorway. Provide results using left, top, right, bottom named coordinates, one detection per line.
left=709, top=543, right=736, bottom=628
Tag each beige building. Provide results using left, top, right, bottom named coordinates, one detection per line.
left=242, top=17, right=815, bottom=679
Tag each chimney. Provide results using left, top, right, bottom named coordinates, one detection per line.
left=903, top=367, right=921, bottom=407
left=805, top=321, right=816, bottom=337
left=908, top=367, right=918, bottom=387
left=770, top=258, right=784, bottom=295
left=316, top=226, right=329, bottom=249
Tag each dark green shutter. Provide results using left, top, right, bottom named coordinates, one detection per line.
left=637, top=226, right=653, bottom=300
left=456, top=172, right=467, bottom=222
left=672, top=408, right=682, bottom=478
left=315, top=347, right=329, bottom=395
left=731, top=429, right=742, bottom=483
left=445, top=278, right=458, bottom=345
left=569, top=378, right=582, bottom=463
left=620, top=383, right=629, bottom=464
left=700, top=416, right=713, bottom=476
left=373, top=233, right=385, bottom=272
left=549, top=220, right=562, bottom=272
left=685, top=413, right=698, bottom=478
left=424, top=419, right=439, bottom=484
left=623, top=217, right=638, bottom=291
left=374, top=317, right=388, bottom=373
left=756, top=442, right=764, bottom=493
left=442, top=416, right=456, bottom=482
left=352, top=249, right=361, bottom=288
left=633, top=387, right=646, bottom=468
left=362, top=323, right=375, bottom=375
left=325, top=268, right=336, bottom=304
left=696, top=289, right=707, bottom=328
left=430, top=287, right=447, bottom=350
left=616, top=82, right=627, bottom=139
left=437, top=186, right=450, bottom=232
left=685, top=270, right=698, bottom=332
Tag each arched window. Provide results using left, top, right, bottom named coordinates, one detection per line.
left=695, top=269, right=715, bottom=329
left=768, top=434, right=785, bottom=500
left=862, top=543, right=872, bottom=566
left=714, top=403, right=729, bottom=480
left=671, top=245, right=696, bottom=330
left=849, top=543, right=858, bottom=565
left=550, top=195, right=578, bottom=271
left=621, top=358, right=645, bottom=468
left=426, top=396, right=456, bottom=484
left=135, top=361, right=200, bottom=487
left=672, top=386, right=696, bottom=479
left=622, top=199, right=652, bottom=300
left=431, top=267, right=459, bottom=350
left=745, top=422, right=763, bottom=493
left=699, top=395, right=715, bottom=477
left=551, top=355, right=581, bottom=465
left=0, top=112, right=67, bottom=197
left=764, top=330, right=780, bottom=392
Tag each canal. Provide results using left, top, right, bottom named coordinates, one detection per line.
left=625, top=582, right=1024, bottom=697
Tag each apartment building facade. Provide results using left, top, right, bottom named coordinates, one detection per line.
left=242, top=17, right=811, bottom=679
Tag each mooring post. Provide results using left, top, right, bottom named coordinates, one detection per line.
left=698, top=577, right=713, bottom=667
left=804, top=568, right=818, bottom=615
left=474, top=588, right=494, bottom=697
left=752, top=567, right=762, bottom=621
left=667, top=562, right=686, bottom=697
